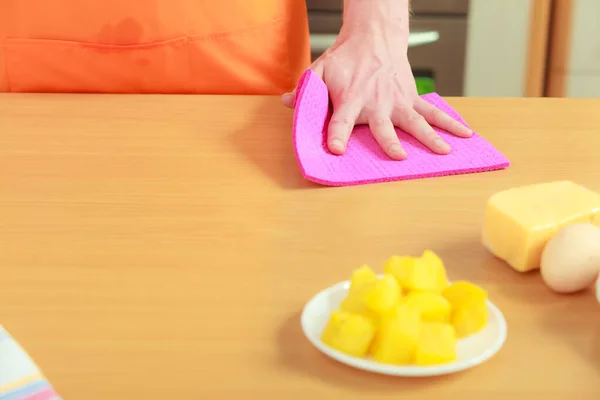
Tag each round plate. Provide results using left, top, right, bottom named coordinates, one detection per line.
left=301, top=278, right=508, bottom=377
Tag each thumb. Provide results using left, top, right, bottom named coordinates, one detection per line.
left=281, top=61, right=324, bottom=109
left=281, top=90, right=296, bottom=109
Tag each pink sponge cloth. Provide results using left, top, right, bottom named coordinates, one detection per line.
left=292, top=69, right=510, bottom=186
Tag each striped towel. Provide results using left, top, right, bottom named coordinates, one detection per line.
left=0, top=326, right=61, bottom=400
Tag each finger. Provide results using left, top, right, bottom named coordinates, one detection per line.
left=392, top=107, right=451, bottom=155
left=281, top=91, right=295, bottom=108
left=414, top=98, right=472, bottom=138
left=327, top=103, right=361, bottom=155
left=281, top=62, right=325, bottom=109
left=368, top=115, right=406, bottom=160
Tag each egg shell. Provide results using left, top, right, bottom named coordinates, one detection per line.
left=540, top=223, right=600, bottom=294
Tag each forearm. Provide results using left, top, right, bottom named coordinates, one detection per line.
left=342, top=0, right=410, bottom=36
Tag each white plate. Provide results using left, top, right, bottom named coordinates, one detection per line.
left=301, top=278, right=508, bottom=377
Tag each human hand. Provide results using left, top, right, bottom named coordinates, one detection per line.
left=282, top=2, right=472, bottom=160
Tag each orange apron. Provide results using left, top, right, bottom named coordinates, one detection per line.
left=0, top=0, right=310, bottom=94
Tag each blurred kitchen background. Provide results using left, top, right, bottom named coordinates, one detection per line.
left=307, top=0, right=599, bottom=98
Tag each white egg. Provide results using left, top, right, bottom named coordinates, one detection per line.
left=540, top=223, right=600, bottom=293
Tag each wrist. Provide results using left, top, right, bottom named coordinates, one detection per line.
left=342, top=0, right=410, bottom=37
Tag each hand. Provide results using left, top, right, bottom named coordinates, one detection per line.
left=282, top=27, right=472, bottom=160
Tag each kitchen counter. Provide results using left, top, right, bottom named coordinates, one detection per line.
left=0, top=94, right=599, bottom=399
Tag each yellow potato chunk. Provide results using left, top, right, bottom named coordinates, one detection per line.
left=371, top=304, right=421, bottom=365
left=402, top=291, right=452, bottom=323
left=349, top=264, right=378, bottom=292
left=321, top=310, right=376, bottom=357
left=415, top=322, right=457, bottom=365
left=339, top=292, right=379, bottom=323
left=422, top=250, right=450, bottom=292
left=340, top=274, right=401, bottom=318
left=442, top=281, right=488, bottom=309
left=340, top=266, right=380, bottom=322
left=451, top=300, right=488, bottom=338
left=363, top=274, right=402, bottom=315
left=385, top=250, right=448, bottom=293
left=442, top=281, right=489, bottom=338
left=384, top=255, right=415, bottom=288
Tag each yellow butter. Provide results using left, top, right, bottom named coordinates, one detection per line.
left=482, top=181, right=600, bottom=272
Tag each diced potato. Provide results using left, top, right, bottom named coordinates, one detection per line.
left=415, top=322, right=457, bottom=365
left=349, top=265, right=378, bottom=292
left=363, top=274, right=402, bottom=315
left=327, top=255, right=490, bottom=364
left=442, top=281, right=488, bottom=309
left=442, top=281, right=488, bottom=338
left=451, top=299, right=488, bottom=338
left=340, top=266, right=379, bottom=321
left=340, top=274, right=401, bottom=319
left=421, top=250, right=450, bottom=292
left=410, top=250, right=448, bottom=293
left=402, top=291, right=452, bottom=323
left=321, top=310, right=376, bottom=357
left=386, top=250, right=448, bottom=293
left=339, top=289, right=380, bottom=323
left=384, top=255, right=416, bottom=288
left=371, top=304, right=421, bottom=365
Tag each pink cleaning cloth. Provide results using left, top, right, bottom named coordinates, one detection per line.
left=292, top=69, right=510, bottom=186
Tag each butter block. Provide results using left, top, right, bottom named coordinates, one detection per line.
left=482, top=181, right=600, bottom=272
left=593, top=213, right=600, bottom=228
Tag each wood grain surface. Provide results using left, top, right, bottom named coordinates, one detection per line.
left=1, top=94, right=599, bottom=399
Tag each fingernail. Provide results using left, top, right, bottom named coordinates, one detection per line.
left=329, top=138, right=345, bottom=154
left=461, top=126, right=473, bottom=136
left=389, top=144, right=407, bottom=159
left=434, top=138, right=451, bottom=152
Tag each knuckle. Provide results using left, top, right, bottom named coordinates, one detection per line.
left=371, top=117, right=388, bottom=128
left=384, top=139, right=400, bottom=149
left=407, top=112, right=424, bottom=125
left=330, top=117, right=352, bottom=127
left=337, top=92, right=354, bottom=104
left=391, top=100, right=404, bottom=110
left=453, top=120, right=466, bottom=129
left=426, top=128, right=439, bottom=138
left=430, top=107, right=444, bottom=120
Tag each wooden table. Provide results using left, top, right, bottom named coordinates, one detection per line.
left=1, top=94, right=599, bottom=399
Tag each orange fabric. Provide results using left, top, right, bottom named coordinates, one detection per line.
left=0, top=1, right=311, bottom=94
